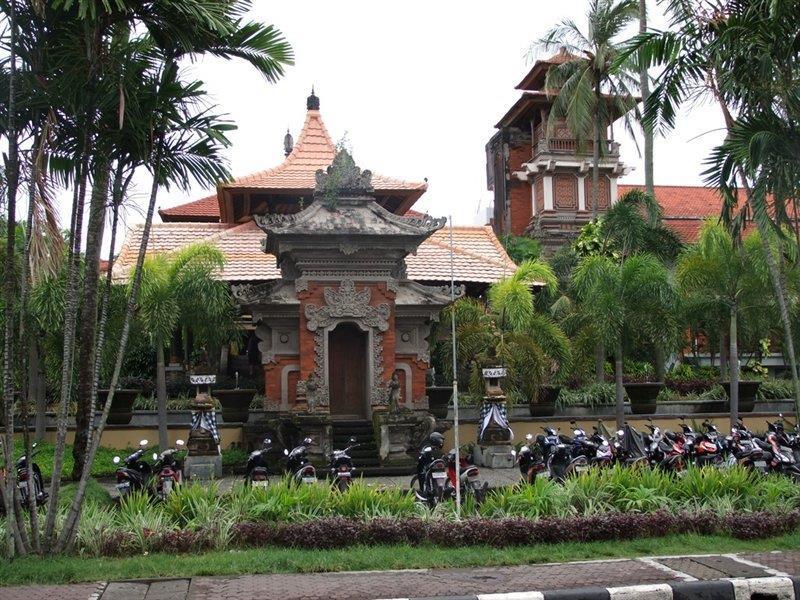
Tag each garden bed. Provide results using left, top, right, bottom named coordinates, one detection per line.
left=7, top=465, right=797, bottom=560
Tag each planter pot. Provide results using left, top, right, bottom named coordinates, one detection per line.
left=530, top=385, right=560, bottom=417
left=722, top=381, right=761, bottom=413
left=216, top=389, right=256, bottom=423
left=624, top=382, right=663, bottom=415
left=426, top=386, right=452, bottom=419
left=96, top=389, right=140, bottom=425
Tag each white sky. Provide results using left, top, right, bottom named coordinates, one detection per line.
left=98, top=0, right=728, bottom=249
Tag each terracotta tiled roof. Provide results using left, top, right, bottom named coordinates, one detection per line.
left=112, top=222, right=515, bottom=285
left=224, top=110, right=426, bottom=193
left=159, top=108, right=427, bottom=222
left=618, top=184, right=750, bottom=243
left=408, top=226, right=518, bottom=283
left=159, top=194, right=219, bottom=222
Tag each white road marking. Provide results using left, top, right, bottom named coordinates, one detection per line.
left=638, top=557, right=698, bottom=582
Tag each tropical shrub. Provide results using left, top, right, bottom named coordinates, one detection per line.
left=556, top=383, right=617, bottom=409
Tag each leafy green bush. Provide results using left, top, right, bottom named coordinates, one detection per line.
left=668, top=364, right=719, bottom=381
left=557, top=383, right=617, bottom=409
left=759, top=379, right=794, bottom=400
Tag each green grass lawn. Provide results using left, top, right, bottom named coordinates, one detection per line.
left=2, top=532, right=798, bottom=586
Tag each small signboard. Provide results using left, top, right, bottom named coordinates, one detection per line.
left=189, top=374, right=217, bottom=385
left=482, top=368, right=507, bottom=379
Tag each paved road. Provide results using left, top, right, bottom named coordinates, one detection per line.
left=3, top=550, right=799, bottom=600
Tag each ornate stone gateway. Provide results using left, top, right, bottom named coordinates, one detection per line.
left=234, top=150, right=458, bottom=468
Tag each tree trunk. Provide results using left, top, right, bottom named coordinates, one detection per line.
left=43, top=143, right=90, bottom=549
left=719, top=333, right=729, bottom=381
left=56, top=149, right=164, bottom=552
left=729, top=306, right=739, bottom=429
left=654, top=345, right=665, bottom=381
left=595, top=342, right=605, bottom=383
left=2, top=0, right=25, bottom=557
left=156, top=339, right=169, bottom=451
left=32, top=340, right=46, bottom=442
left=72, top=164, right=109, bottom=480
left=615, top=341, right=625, bottom=430
left=638, top=0, right=654, bottom=198
left=592, top=95, right=602, bottom=219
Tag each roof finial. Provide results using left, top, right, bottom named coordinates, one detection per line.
left=307, top=86, right=319, bottom=111
left=283, top=127, right=293, bottom=156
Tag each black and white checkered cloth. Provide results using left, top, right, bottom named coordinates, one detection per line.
left=478, top=401, right=513, bottom=442
left=190, top=410, right=220, bottom=444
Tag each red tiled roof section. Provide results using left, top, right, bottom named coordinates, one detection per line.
left=159, top=193, right=219, bottom=222
left=112, top=222, right=515, bottom=285
left=223, top=110, right=426, bottom=193
left=618, top=184, right=750, bottom=243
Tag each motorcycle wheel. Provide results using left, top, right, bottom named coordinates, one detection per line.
left=336, top=477, right=350, bottom=492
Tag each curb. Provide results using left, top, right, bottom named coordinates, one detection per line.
left=382, top=576, right=800, bottom=600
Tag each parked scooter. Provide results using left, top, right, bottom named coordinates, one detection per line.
left=764, top=428, right=800, bottom=482
left=516, top=433, right=547, bottom=483
left=726, top=423, right=771, bottom=473
left=328, top=437, right=360, bottom=491
left=446, top=446, right=488, bottom=503
left=12, top=442, right=48, bottom=509
left=679, top=417, right=723, bottom=467
left=113, top=439, right=153, bottom=497
left=411, top=432, right=453, bottom=506
left=152, top=440, right=185, bottom=499
left=644, top=422, right=685, bottom=472
left=284, top=437, right=317, bottom=484
left=245, top=437, right=273, bottom=487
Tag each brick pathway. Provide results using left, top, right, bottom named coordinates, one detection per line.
left=3, top=551, right=799, bottom=600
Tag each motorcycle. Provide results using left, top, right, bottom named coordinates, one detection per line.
left=764, top=427, right=800, bottom=482
left=245, top=437, right=273, bottom=487
left=679, top=418, right=723, bottom=468
left=569, top=422, right=613, bottom=467
left=14, top=442, right=48, bottom=509
left=613, top=424, right=649, bottom=467
left=516, top=433, right=547, bottom=483
left=447, top=447, right=488, bottom=503
left=328, top=437, right=360, bottom=491
left=113, top=439, right=153, bottom=497
left=152, top=440, right=185, bottom=499
left=546, top=428, right=590, bottom=481
left=411, top=434, right=453, bottom=506
left=726, top=424, right=771, bottom=473
left=283, top=437, right=317, bottom=484
left=644, top=422, right=685, bottom=472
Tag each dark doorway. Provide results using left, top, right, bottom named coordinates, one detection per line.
left=328, top=323, right=368, bottom=418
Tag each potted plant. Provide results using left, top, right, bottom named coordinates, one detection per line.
left=215, top=372, right=258, bottom=423
left=529, top=384, right=560, bottom=417
left=426, top=386, right=452, bottom=419
left=722, top=380, right=761, bottom=413
left=624, top=380, right=663, bottom=415
left=97, top=376, right=147, bottom=425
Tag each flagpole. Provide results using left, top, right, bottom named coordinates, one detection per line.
left=449, top=215, right=461, bottom=518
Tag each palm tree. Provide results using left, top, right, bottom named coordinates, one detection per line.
left=439, top=261, right=571, bottom=403
left=676, top=221, right=767, bottom=427
left=637, top=0, right=654, bottom=198
left=537, top=0, right=640, bottom=218
left=137, top=243, right=235, bottom=450
left=630, top=0, right=800, bottom=420
left=572, top=253, right=676, bottom=428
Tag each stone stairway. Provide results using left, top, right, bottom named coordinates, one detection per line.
left=330, top=419, right=414, bottom=477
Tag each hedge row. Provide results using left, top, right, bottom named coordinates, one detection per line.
left=96, top=510, right=800, bottom=556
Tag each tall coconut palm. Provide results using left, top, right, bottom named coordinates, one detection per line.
left=572, top=253, right=676, bottom=428
left=637, top=0, right=654, bottom=198
left=630, top=0, right=800, bottom=420
left=137, top=243, right=234, bottom=450
left=676, top=221, right=767, bottom=427
left=537, top=0, right=640, bottom=218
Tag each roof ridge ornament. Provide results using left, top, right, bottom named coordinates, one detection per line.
left=314, top=149, right=374, bottom=200
left=307, top=87, right=320, bottom=111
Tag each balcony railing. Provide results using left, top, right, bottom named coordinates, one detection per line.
left=534, top=138, right=619, bottom=158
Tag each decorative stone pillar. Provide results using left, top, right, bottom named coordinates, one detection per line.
left=184, top=375, right=222, bottom=479
left=473, top=366, right=515, bottom=469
